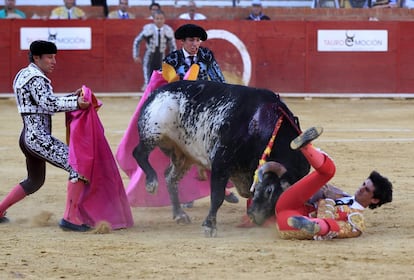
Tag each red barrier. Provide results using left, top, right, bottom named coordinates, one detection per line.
left=1, top=19, right=413, bottom=94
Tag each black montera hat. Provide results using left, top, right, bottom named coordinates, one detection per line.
left=30, top=40, right=57, bottom=56
left=174, top=24, right=207, bottom=41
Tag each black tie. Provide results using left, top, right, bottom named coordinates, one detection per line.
left=157, top=29, right=161, bottom=47
left=335, top=198, right=354, bottom=205
left=189, top=56, right=195, bottom=65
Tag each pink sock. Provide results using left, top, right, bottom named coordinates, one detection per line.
left=301, top=145, right=326, bottom=169
left=62, top=181, right=85, bottom=225
left=0, top=184, right=26, bottom=216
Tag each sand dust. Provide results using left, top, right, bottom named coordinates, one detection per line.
left=0, top=97, right=413, bottom=279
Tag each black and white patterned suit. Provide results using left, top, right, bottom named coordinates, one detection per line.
left=13, top=63, right=81, bottom=194
left=132, top=23, right=176, bottom=88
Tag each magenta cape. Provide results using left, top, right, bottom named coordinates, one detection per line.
left=66, top=86, right=134, bottom=229
left=115, top=71, right=211, bottom=207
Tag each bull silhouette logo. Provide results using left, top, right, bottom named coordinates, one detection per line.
left=48, top=28, right=57, bottom=43
left=345, top=31, right=355, bottom=47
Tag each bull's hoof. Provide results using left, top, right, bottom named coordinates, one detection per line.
left=145, top=180, right=158, bottom=194
left=203, top=226, right=217, bottom=238
left=202, top=219, right=217, bottom=237
left=174, top=213, right=191, bottom=224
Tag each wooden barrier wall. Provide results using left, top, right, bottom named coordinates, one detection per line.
left=1, top=19, right=414, bottom=94
left=15, top=5, right=414, bottom=21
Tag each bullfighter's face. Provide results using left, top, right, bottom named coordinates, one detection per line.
left=182, top=37, right=202, bottom=56
left=154, top=13, right=165, bottom=28
left=354, top=178, right=379, bottom=208
left=34, top=54, right=56, bottom=75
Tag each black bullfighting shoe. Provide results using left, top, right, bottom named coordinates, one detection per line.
left=59, top=219, right=91, bottom=232
left=290, top=126, right=323, bottom=150
left=287, top=216, right=320, bottom=235
left=224, top=192, right=239, bottom=204
left=0, top=214, right=10, bottom=224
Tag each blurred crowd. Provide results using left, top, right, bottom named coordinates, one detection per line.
left=1, top=0, right=413, bottom=20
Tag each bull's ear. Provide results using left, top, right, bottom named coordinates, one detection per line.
left=162, top=63, right=179, bottom=83
left=184, top=64, right=200, bottom=81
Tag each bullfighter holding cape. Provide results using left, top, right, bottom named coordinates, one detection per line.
left=0, top=40, right=132, bottom=231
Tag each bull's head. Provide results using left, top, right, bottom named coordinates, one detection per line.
left=247, top=162, right=291, bottom=225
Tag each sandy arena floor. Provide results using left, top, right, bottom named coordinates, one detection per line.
left=0, top=96, right=413, bottom=279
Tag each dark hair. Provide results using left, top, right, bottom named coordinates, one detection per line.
left=29, top=52, right=35, bottom=63
left=153, top=9, right=165, bottom=17
left=28, top=40, right=57, bottom=62
left=369, top=170, right=393, bottom=209
left=149, top=2, right=161, bottom=10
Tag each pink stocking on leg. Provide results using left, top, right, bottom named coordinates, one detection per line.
left=0, top=184, right=26, bottom=218
left=62, top=181, right=85, bottom=225
left=300, top=144, right=326, bottom=169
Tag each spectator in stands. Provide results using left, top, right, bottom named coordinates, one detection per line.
left=347, top=0, right=371, bottom=7
left=147, top=2, right=161, bottom=19
left=0, top=0, right=26, bottom=19
left=50, top=0, right=86, bottom=19
left=401, top=0, right=414, bottom=7
left=371, top=0, right=400, bottom=7
left=245, top=0, right=270, bottom=21
left=108, top=0, right=135, bottom=19
left=314, top=0, right=340, bottom=7
left=178, top=0, right=207, bottom=20
left=133, top=10, right=176, bottom=91
left=91, top=0, right=109, bottom=17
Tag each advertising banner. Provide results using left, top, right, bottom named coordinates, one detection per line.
left=20, top=27, right=92, bottom=50
left=317, top=30, right=388, bottom=52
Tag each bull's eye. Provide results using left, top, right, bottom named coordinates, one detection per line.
left=266, top=186, right=273, bottom=196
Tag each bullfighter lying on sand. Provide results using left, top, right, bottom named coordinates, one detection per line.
left=275, top=126, right=393, bottom=240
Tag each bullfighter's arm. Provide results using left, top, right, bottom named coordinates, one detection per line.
left=308, top=184, right=351, bottom=205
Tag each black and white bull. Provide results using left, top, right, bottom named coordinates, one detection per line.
left=133, top=80, right=310, bottom=237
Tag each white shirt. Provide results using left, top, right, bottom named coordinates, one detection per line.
left=335, top=196, right=365, bottom=210
left=402, top=0, right=414, bottom=7
left=182, top=49, right=197, bottom=65
left=178, top=13, right=206, bottom=20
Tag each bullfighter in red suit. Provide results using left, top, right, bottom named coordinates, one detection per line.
left=275, top=126, right=393, bottom=240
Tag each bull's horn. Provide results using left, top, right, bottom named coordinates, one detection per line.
left=257, top=161, right=287, bottom=182
left=250, top=182, right=257, bottom=193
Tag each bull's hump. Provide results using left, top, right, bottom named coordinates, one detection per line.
left=144, top=90, right=235, bottom=166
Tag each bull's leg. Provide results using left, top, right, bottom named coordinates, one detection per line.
left=132, top=143, right=158, bottom=193
left=202, top=169, right=229, bottom=237
left=164, top=150, right=192, bottom=224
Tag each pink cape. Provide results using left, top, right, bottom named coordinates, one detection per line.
left=66, top=86, right=134, bottom=229
left=115, top=71, right=211, bottom=207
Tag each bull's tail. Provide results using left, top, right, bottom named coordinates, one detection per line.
left=277, top=98, right=302, bottom=134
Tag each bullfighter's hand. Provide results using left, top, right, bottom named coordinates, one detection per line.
left=77, top=96, right=90, bottom=110
left=74, top=88, right=83, bottom=96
